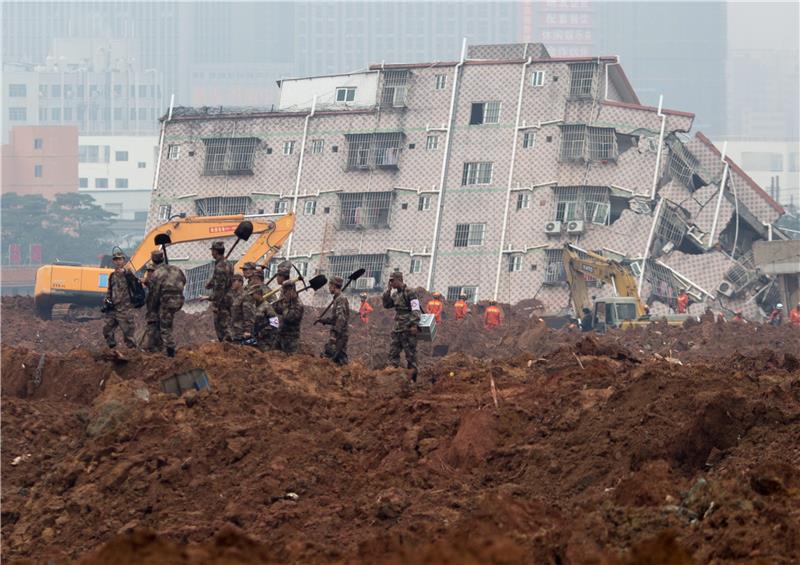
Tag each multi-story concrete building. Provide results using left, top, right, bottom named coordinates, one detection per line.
left=2, top=38, right=162, bottom=142
left=1, top=125, right=78, bottom=199
left=149, top=43, right=789, bottom=318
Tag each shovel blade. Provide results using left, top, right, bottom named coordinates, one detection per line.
left=154, top=233, right=172, bottom=246
left=349, top=268, right=366, bottom=281
left=307, top=274, right=328, bottom=291
left=234, top=221, right=254, bottom=241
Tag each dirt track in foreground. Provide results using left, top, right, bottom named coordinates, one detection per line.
left=2, top=297, right=799, bottom=563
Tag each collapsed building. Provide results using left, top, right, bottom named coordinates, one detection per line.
left=148, top=42, right=791, bottom=317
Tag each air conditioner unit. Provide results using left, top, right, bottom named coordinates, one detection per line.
left=544, top=221, right=562, bottom=235
left=566, top=220, right=585, bottom=234
left=354, top=277, right=375, bottom=290
left=717, top=280, right=735, bottom=298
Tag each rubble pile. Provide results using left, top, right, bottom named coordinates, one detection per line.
left=2, top=297, right=799, bottom=563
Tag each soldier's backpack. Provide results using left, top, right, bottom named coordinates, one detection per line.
left=124, top=271, right=147, bottom=308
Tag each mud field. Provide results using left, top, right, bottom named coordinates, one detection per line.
left=2, top=295, right=799, bottom=564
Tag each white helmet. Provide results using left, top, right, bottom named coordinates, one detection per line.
left=776, top=303, right=783, bottom=309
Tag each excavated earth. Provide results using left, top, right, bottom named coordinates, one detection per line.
left=2, top=295, right=799, bottom=564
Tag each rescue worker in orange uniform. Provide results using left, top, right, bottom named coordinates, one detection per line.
left=454, top=292, right=469, bottom=320
left=426, top=291, right=444, bottom=323
left=790, top=303, right=800, bottom=327
left=731, top=310, right=745, bottom=323
left=676, top=289, right=689, bottom=314
left=484, top=300, right=502, bottom=329
left=358, top=292, right=373, bottom=323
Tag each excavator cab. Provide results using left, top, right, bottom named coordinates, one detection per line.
left=593, top=297, right=640, bottom=331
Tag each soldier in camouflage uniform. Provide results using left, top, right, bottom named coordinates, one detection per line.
left=102, top=250, right=137, bottom=349
left=382, top=271, right=421, bottom=379
left=148, top=249, right=186, bottom=357
left=253, top=295, right=280, bottom=351
left=263, top=260, right=292, bottom=303
left=141, top=260, right=163, bottom=352
left=274, top=280, right=304, bottom=353
left=205, top=240, right=233, bottom=341
left=228, top=274, right=247, bottom=342
left=319, top=276, right=350, bottom=365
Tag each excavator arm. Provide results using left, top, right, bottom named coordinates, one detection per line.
left=562, top=243, right=646, bottom=318
left=234, top=213, right=296, bottom=272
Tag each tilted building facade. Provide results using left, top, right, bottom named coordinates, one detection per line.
left=149, top=43, right=790, bottom=316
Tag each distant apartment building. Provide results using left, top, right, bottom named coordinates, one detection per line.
left=1, top=125, right=78, bottom=199
left=149, top=42, right=788, bottom=317
left=715, top=140, right=799, bottom=209
left=2, top=38, right=162, bottom=142
left=77, top=135, right=159, bottom=243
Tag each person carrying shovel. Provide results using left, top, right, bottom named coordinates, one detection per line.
left=318, top=276, right=350, bottom=365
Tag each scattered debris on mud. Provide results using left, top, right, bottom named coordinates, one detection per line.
left=2, top=297, right=799, bottom=563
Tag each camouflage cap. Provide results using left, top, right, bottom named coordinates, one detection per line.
left=330, top=275, right=344, bottom=287
left=389, top=271, right=404, bottom=281
left=112, top=250, right=125, bottom=259
left=210, top=241, right=225, bottom=252
left=151, top=249, right=165, bottom=261
left=232, top=274, right=244, bottom=282
left=250, top=270, right=264, bottom=280
left=242, top=261, right=258, bottom=271
left=276, top=260, right=292, bottom=276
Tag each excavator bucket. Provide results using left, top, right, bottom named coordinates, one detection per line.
left=234, top=221, right=254, bottom=241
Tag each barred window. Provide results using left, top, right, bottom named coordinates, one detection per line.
left=447, top=286, right=478, bottom=303
left=508, top=255, right=522, bottom=272
left=569, top=62, right=595, bottom=98
left=410, top=258, right=422, bottom=273
left=345, top=132, right=404, bottom=170
left=454, top=223, right=486, bottom=247
left=560, top=125, right=618, bottom=162
left=338, top=191, right=393, bottom=229
left=516, top=193, right=530, bottom=210
left=724, top=250, right=758, bottom=290
left=418, top=195, right=431, bottom=211
left=543, top=249, right=567, bottom=284
left=202, top=137, right=259, bottom=175
left=184, top=263, right=215, bottom=300
left=588, top=127, right=617, bottom=161
left=461, top=162, right=493, bottom=185
left=469, top=101, right=501, bottom=125
left=435, top=74, right=447, bottom=90
left=283, top=141, right=295, bottom=155
left=643, top=259, right=681, bottom=309
left=655, top=202, right=688, bottom=246
left=274, top=200, right=289, bottom=214
left=310, top=139, right=325, bottom=154
left=304, top=200, right=317, bottom=215
left=195, top=196, right=251, bottom=216
left=328, top=254, right=386, bottom=290
left=668, top=141, right=701, bottom=191
left=158, top=204, right=171, bottom=221
left=552, top=186, right=610, bottom=223
left=560, top=125, right=586, bottom=161
left=426, top=135, right=438, bottom=150
left=522, top=132, right=536, bottom=149
left=381, top=70, right=409, bottom=107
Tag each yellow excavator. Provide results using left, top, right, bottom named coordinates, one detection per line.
left=34, top=213, right=296, bottom=319
left=563, top=243, right=690, bottom=330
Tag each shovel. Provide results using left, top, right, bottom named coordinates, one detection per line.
left=225, top=221, right=254, bottom=259
left=314, top=268, right=365, bottom=324
left=262, top=274, right=327, bottom=302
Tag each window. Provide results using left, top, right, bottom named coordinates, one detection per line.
left=516, top=193, right=530, bottom=210
left=130, top=108, right=136, bottom=120
left=569, top=62, right=595, bottom=98
left=79, top=145, right=110, bottom=163
left=51, top=85, right=61, bottom=97
left=544, top=249, right=566, bottom=284
left=310, top=139, right=324, bottom=154
left=167, top=144, right=180, bottom=160
left=34, top=138, right=43, bottom=150
left=34, top=165, right=43, bottom=178
left=435, top=74, right=447, bottom=90
left=79, top=177, right=88, bottom=188
left=115, top=151, right=129, bottom=162
left=454, top=223, right=486, bottom=247
left=461, top=162, right=493, bottom=185
left=283, top=141, right=295, bottom=155
left=9, top=107, right=26, bottom=121
left=335, top=87, right=356, bottom=102
left=137, top=161, right=146, bottom=169
left=587, top=127, right=616, bottom=161
left=655, top=202, right=688, bottom=246
left=339, top=191, right=393, bottom=229
left=64, top=85, right=73, bottom=99
left=113, top=85, right=122, bottom=97
left=195, top=196, right=251, bottom=216
left=39, top=108, right=48, bottom=121
left=469, top=101, right=501, bottom=125
left=77, top=85, right=84, bottom=98
left=508, top=255, right=522, bottom=272
left=39, top=85, right=48, bottom=97
left=63, top=107, right=72, bottom=121
left=446, top=286, right=478, bottom=303
left=304, top=200, right=317, bottom=215
left=9, top=84, right=26, bottom=97
left=203, top=137, right=259, bottom=175
left=345, top=132, right=404, bottom=169
left=184, top=263, right=215, bottom=301
left=559, top=125, right=618, bottom=162
left=115, top=178, right=129, bottom=189
left=328, top=254, right=386, bottom=290
left=51, top=108, right=61, bottom=121
left=410, top=258, right=422, bottom=273
left=158, top=204, right=172, bottom=221
left=426, top=135, right=438, bottom=150
left=523, top=132, right=535, bottom=149
left=531, top=71, right=544, bottom=87
left=553, top=186, right=610, bottom=222
left=418, top=195, right=431, bottom=211
left=668, top=140, right=701, bottom=191
left=139, top=85, right=148, bottom=97
left=95, top=178, right=109, bottom=188
left=138, top=108, right=147, bottom=120
left=381, top=70, right=409, bottom=107
left=560, top=125, right=586, bottom=161
left=274, top=200, right=289, bottom=214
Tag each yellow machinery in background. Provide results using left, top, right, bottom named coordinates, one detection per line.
left=34, top=213, right=295, bottom=319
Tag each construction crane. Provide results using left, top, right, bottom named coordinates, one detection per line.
left=34, top=213, right=295, bottom=319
